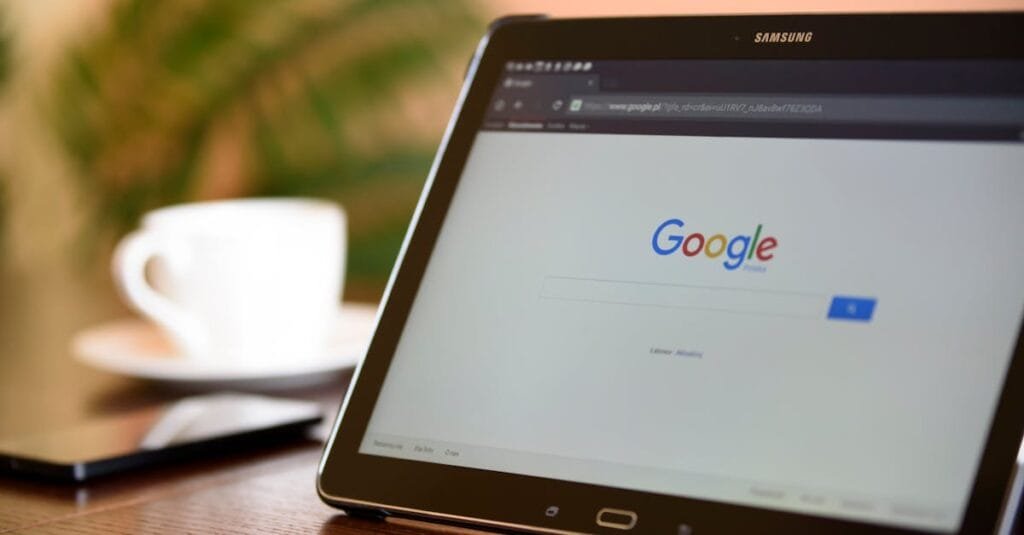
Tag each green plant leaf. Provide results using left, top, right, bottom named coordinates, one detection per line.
left=48, top=0, right=484, bottom=293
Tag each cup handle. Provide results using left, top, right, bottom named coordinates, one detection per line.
left=112, top=230, right=207, bottom=357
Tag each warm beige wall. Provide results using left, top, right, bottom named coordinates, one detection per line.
left=0, top=1, right=113, bottom=271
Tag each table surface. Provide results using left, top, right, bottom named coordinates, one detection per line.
left=5, top=260, right=1022, bottom=535
left=0, top=262, right=469, bottom=534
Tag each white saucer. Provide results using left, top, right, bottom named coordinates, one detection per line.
left=72, top=302, right=378, bottom=389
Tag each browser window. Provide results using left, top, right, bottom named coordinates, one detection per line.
left=360, top=60, right=1024, bottom=532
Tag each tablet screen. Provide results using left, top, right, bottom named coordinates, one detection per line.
left=359, top=60, right=1024, bottom=532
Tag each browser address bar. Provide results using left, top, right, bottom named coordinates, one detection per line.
left=540, top=276, right=830, bottom=320
left=565, top=94, right=1024, bottom=125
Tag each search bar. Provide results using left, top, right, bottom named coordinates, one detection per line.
left=566, top=94, right=1024, bottom=125
left=540, top=276, right=828, bottom=319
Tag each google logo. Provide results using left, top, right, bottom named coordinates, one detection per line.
left=651, top=219, right=778, bottom=271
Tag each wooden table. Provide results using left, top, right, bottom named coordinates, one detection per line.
left=7, top=262, right=1019, bottom=534
left=0, top=262, right=470, bottom=534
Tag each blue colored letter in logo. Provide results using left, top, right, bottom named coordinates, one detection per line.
left=651, top=219, right=685, bottom=255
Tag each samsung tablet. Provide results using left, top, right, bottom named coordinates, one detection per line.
left=318, top=13, right=1024, bottom=534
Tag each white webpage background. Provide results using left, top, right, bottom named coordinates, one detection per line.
left=363, top=132, right=1024, bottom=530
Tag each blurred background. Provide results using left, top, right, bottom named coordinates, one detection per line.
left=1, top=0, right=489, bottom=302
left=0, top=0, right=1017, bottom=430
left=0, top=0, right=1017, bottom=302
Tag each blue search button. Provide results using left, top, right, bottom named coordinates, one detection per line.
left=827, top=296, right=877, bottom=322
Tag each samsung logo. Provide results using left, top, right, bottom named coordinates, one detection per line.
left=754, top=31, right=814, bottom=43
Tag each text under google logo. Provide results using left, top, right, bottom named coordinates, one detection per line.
left=651, top=219, right=778, bottom=271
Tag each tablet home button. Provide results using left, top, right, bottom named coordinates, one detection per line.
left=596, top=508, right=638, bottom=530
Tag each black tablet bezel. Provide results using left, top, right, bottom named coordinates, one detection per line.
left=319, top=13, right=1024, bottom=534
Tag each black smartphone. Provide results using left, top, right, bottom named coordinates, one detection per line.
left=0, top=393, right=322, bottom=482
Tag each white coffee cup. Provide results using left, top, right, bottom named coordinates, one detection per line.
left=112, top=198, right=346, bottom=365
